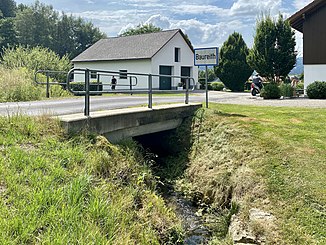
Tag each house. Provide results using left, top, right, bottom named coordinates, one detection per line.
left=288, top=0, right=326, bottom=90
left=72, top=29, right=198, bottom=90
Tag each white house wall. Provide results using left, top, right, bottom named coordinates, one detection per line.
left=73, top=59, right=152, bottom=90
left=151, top=33, right=198, bottom=89
left=304, top=64, right=326, bottom=90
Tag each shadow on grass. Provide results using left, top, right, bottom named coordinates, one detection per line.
left=213, top=110, right=247, bottom=118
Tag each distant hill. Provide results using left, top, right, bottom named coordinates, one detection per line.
left=290, top=57, right=303, bottom=75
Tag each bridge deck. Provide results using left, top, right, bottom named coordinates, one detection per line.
left=58, top=103, right=202, bottom=142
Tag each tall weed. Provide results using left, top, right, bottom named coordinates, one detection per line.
left=0, top=67, right=42, bottom=102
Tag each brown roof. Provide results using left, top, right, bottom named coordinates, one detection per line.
left=288, top=0, right=326, bottom=32
left=72, top=29, right=192, bottom=62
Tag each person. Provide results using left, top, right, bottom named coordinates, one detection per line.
left=291, top=75, right=299, bottom=97
left=252, top=74, right=263, bottom=89
left=111, top=76, right=117, bottom=90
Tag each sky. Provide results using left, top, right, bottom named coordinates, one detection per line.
left=15, top=0, right=314, bottom=56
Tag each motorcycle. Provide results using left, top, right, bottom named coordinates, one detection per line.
left=251, top=76, right=263, bottom=96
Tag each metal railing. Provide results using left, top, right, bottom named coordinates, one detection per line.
left=35, top=70, right=68, bottom=98
left=67, top=68, right=196, bottom=116
left=35, top=68, right=196, bottom=116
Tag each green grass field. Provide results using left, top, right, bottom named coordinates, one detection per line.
left=0, top=104, right=325, bottom=244
left=0, top=116, right=182, bottom=244
left=179, top=104, right=326, bottom=244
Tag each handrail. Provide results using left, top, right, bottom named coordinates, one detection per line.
left=35, top=70, right=68, bottom=98
left=34, top=68, right=196, bottom=116
left=66, top=68, right=196, bottom=116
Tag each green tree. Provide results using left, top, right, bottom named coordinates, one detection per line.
left=1, top=45, right=71, bottom=72
left=14, top=1, right=57, bottom=48
left=72, top=17, right=106, bottom=58
left=198, top=69, right=216, bottom=82
left=53, top=13, right=76, bottom=57
left=0, top=18, right=17, bottom=53
left=215, top=32, right=252, bottom=92
left=247, top=14, right=296, bottom=82
left=119, top=23, right=162, bottom=36
left=0, top=0, right=16, bottom=18
left=13, top=1, right=106, bottom=58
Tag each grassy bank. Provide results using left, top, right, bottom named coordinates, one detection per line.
left=168, top=104, right=325, bottom=244
left=0, top=67, right=69, bottom=102
left=0, top=115, right=182, bottom=244
left=0, top=103, right=325, bottom=244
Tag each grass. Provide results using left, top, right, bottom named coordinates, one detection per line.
left=171, top=103, right=325, bottom=244
left=1, top=103, right=325, bottom=244
left=0, top=67, right=70, bottom=102
left=0, top=115, right=182, bottom=244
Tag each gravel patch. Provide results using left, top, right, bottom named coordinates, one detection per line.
left=208, top=91, right=326, bottom=108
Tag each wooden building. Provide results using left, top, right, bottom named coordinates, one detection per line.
left=288, top=0, right=326, bottom=90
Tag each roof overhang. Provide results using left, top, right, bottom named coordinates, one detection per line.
left=72, top=57, right=151, bottom=63
left=288, top=0, right=326, bottom=33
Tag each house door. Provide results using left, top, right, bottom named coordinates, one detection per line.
left=181, top=67, right=191, bottom=88
left=159, top=66, right=172, bottom=90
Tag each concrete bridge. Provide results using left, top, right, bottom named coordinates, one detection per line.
left=58, top=103, right=202, bottom=142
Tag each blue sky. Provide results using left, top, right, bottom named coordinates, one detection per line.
left=15, top=0, right=313, bottom=55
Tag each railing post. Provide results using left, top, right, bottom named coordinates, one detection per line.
left=130, top=76, right=133, bottom=95
left=46, top=71, right=50, bottom=98
left=85, top=69, right=90, bottom=116
left=185, top=77, right=189, bottom=104
left=148, top=74, right=153, bottom=108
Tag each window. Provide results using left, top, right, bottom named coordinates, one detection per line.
left=119, top=70, right=127, bottom=79
left=175, top=48, right=180, bottom=62
left=90, top=71, right=97, bottom=79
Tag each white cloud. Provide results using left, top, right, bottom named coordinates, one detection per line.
left=293, top=0, right=313, bottom=10
left=230, top=0, right=282, bottom=16
left=172, top=5, right=227, bottom=16
left=145, top=15, right=171, bottom=29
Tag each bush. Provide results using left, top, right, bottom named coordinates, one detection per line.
left=260, top=83, right=281, bottom=99
left=296, top=82, right=304, bottom=90
left=70, top=81, right=103, bottom=95
left=211, top=82, right=224, bottom=91
left=1, top=46, right=71, bottom=72
left=307, top=81, right=326, bottom=99
left=0, top=67, right=43, bottom=102
left=280, top=83, right=294, bottom=97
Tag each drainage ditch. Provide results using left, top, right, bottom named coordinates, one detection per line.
left=134, top=130, right=213, bottom=244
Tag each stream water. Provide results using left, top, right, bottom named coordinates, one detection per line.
left=165, top=191, right=211, bottom=244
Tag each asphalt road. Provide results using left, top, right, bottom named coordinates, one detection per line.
left=0, top=91, right=325, bottom=116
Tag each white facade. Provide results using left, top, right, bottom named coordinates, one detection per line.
left=73, top=59, right=152, bottom=90
left=73, top=32, right=198, bottom=91
left=151, top=33, right=198, bottom=89
left=304, top=64, right=326, bottom=90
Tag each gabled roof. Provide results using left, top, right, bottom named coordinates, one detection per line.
left=288, top=0, right=326, bottom=33
left=72, top=29, right=193, bottom=62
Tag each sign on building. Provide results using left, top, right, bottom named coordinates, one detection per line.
left=194, top=47, right=219, bottom=66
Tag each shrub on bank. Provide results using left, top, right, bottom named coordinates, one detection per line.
left=260, top=83, right=281, bottom=99
left=280, top=83, right=294, bottom=98
left=0, top=67, right=43, bottom=102
left=211, top=82, right=225, bottom=91
left=307, top=81, right=326, bottom=99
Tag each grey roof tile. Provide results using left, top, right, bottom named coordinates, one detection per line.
left=72, top=29, right=181, bottom=62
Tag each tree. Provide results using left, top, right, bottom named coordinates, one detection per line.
left=247, top=14, right=296, bottom=82
left=14, top=1, right=58, bottom=48
left=198, top=69, right=216, bottom=82
left=0, top=0, right=16, bottom=18
left=215, top=32, right=252, bottom=92
left=72, top=17, right=106, bottom=58
left=13, top=1, right=106, bottom=58
left=119, top=23, right=162, bottom=36
left=0, top=18, right=17, bottom=53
